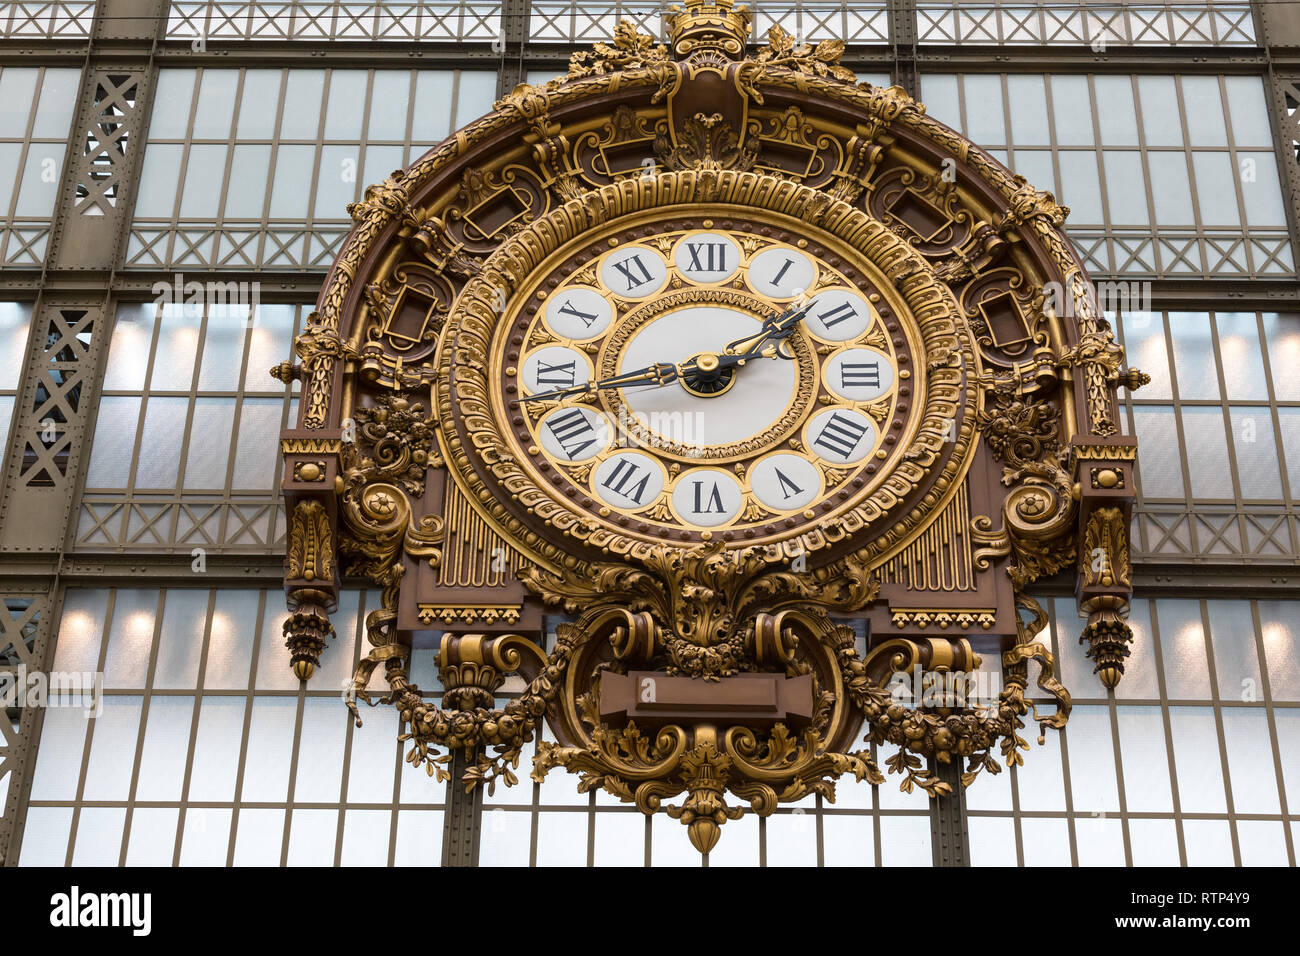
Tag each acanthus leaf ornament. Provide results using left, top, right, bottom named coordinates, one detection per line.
left=275, top=1, right=1139, bottom=857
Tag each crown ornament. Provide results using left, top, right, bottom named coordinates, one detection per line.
left=667, top=0, right=753, bottom=58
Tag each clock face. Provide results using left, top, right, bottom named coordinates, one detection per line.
left=490, top=217, right=923, bottom=547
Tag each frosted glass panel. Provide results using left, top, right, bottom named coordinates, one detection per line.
left=340, top=810, right=390, bottom=865
left=103, top=590, right=158, bottom=689
left=1075, top=816, right=1125, bottom=866
left=134, top=398, right=189, bottom=489
left=1260, top=601, right=1300, bottom=701
left=126, top=807, right=180, bottom=866
left=286, top=809, right=338, bottom=866
left=593, top=811, right=645, bottom=866
left=202, top=590, right=260, bottom=690
left=1129, top=819, right=1181, bottom=866
left=233, top=808, right=286, bottom=865
left=182, top=398, right=235, bottom=488
left=1007, top=75, right=1049, bottom=144
left=822, top=814, right=876, bottom=867
left=187, top=697, right=246, bottom=801
left=1102, top=151, right=1148, bottom=226
left=240, top=697, right=297, bottom=802
left=232, top=399, right=283, bottom=489
left=72, top=806, right=127, bottom=865
left=1214, top=313, right=1269, bottom=400
left=1158, top=600, right=1212, bottom=698
left=179, top=808, right=232, bottom=865
left=766, top=812, right=819, bottom=866
left=134, top=696, right=195, bottom=802
left=394, top=811, right=444, bottom=867
left=878, top=815, right=930, bottom=866
left=346, top=704, right=399, bottom=803
left=1183, top=818, right=1234, bottom=866
left=1131, top=408, right=1183, bottom=499
left=18, top=807, right=74, bottom=866
left=534, top=811, right=588, bottom=866
left=368, top=72, right=412, bottom=140
left=480, top=808, right=531, bottom=866
left=964, top=75, right=1006, bottom=144
left=85, top=396, right=141, bottom=488
left=81, top=696, right=144, bottom=800
left=1220, top=709, right=1281, bottom=814
left=293, top=698, right=349, bottom=803
left=1181, top=407, right=1233, bottom=499
left=1181, top=76, right=1227, bottom=146
left=1168, top=708, right=1228, bottom=813
left=1020, top=817, right=1071, bottom=866
left=1116, top=707, right=1174, bottom=813
left=150, top=70, right=196, bottom=139
left=707, top=813, right=758, bottom=867
left=154, top=590, right=208, bottom=689
left=1067, top=706, right=1120, bottom=814
left=29, top=706, right=91, bottom=801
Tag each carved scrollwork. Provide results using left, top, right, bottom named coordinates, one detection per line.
left=522, top=540, right=878, bottom=680
left=286, top=499, right=335, bottom=584
left=869, top=166, right=975, bottom=257
left=566, top=19, right=671, bottom=79
left=974, top=369, right=1077, bottom=589
left=572, top=105, right=661, bottom=186
left=748, top=25, right=857, bottom=85
left=654, top=112, right=757, bottom=172
left=347, top=597, right=560, bottom=792
left=350, top=393, right=440, bottom=498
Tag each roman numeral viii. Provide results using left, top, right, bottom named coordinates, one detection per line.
left=813, top=413, right=870, bottom=460
left=546, top=409, right=597, bottom=459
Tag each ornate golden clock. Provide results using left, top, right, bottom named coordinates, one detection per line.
left=276, top=0, right=1145, bottom=854
left=469, top=208, right=961, bottom=556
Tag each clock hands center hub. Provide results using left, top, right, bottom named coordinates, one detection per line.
left=678, top=351, right=738, bottom=397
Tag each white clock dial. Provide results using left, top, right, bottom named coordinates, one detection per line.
left=824, top=347, right=896, bottom=402
left=538, top=406, right=612, bottom=462
left=806, top=407, right=877, bottom=464
left=593, top=452, right=665, bottom=510
left=544, top=287, right=613, bottom=340
left=671, top=468, right=744, bottom=527
left=521, top=345, right=590, bottom=394
left=616, top=306, right=797, bottom=448
left=803, top=290, right=874, bottom=342
left=673, top=232, right=741, bottom=284
left=747, top=247, right=816, bottom=299
left=600, top=246, right=668, bottom=299
left=749, top=453, right=822, bottom=511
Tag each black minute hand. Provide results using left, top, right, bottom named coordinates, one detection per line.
left=516, top=361, right=679, bottom=404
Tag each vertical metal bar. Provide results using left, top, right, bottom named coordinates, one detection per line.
left=928, top=757, right=968, bottom=866
left=440, top=750, right=483, bottom=866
